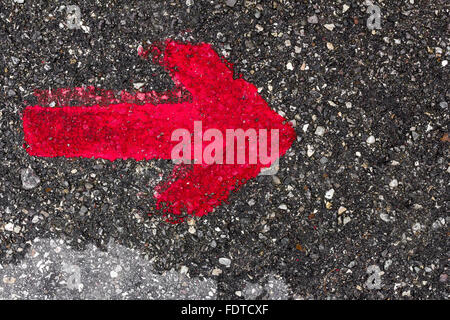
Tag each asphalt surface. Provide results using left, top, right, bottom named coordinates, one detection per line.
left=0, top=0, right=448, bottom=300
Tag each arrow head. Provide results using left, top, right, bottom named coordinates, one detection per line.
left=148, top=40, right=296, bottom=222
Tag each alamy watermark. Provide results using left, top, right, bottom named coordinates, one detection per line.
left=171, top=121, right=280, bottom=175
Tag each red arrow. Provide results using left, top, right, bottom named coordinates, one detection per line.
left=23, top=40, right=296, bottom=222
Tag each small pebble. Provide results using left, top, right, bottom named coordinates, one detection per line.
left=412, top=222, right=423, bottom=232
left=307, top=15, right=318, bottom=24
left=272, top=176, right=281, bottom=185
left=212, top=268, right=222, bottom=276
left=366, top=135, right=376, bottom=144
left=2, top=277, right=16, bottom=284
left=188, top=226, right=196, bottom=234
left=21, top=167, right=40, bottom=190
left=180, top=266, right=188, bottom=274
left=380, top=213, right=390, bottom=222
left=225, top=0, right=237, bottom=7
left=315, top=126, right=325, bottom=136
left=133, top=82, right=145, bottom=90
left=307, top=145, right=314, bottom=157
left=343, top=216, right=351, bottom=225
left=384, top=259, right=392, bottom=270
left=286, top=62, right=294, bottom=70
left=389, top=179, right=398, bottom=188
left=325, top=188, right=335, bottom=200
left=319, top=156, right=328, bottom=164
left=219, top=257, right=231, bottom=267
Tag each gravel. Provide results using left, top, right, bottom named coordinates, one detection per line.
left=308, top=15, right=319, bottom=24
left=20, top=167, right=40, bottom=190
left=219, top=257, right=231, bottom=267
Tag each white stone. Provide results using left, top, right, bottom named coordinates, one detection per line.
left=412, top=222, right=423, bottom=232
left=225, top=0, right=237, bottom=7
left=180, top=266, right=188, bottom=274
left=286, top=62, right=294, bottom=70
left=302, top=124, right=309, bottom=132
left=389, top=179, right=398, bottom=188
left=384, top=260, right=392, bottom=270
left=133, top=82, right=145, bottom=90
left=343, top=216, right=351, bottom=225
left=21, top=167, right=40, bottom=190
left=307, top=145, right=314, bottom=157
left=219, top=258, right=231, bottom=267
left=4, top=223, right=14, bottom=232
left=315, top=126, right=325, bottom=136
left=366, top=135, right=375, bottom=144
left=307, top=15, right=318, bottom=24
left=402, top=290, right=411, bottom=297
left=325, top=189, right=335, bottom=200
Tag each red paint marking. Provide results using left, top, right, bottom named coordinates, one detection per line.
left=33, top=86, right=189, bottom=107
left=23, top=40, right=296, bottom=222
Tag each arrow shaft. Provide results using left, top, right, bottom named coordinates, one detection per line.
left=23, top=102, right=199, bottom=161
